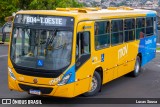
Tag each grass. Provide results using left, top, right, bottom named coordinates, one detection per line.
left=0, top=35, right=10, bottom=42
left=157, top=47, right=160, bottom=51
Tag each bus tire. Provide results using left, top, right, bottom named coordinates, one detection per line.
left=83, top=71, right=101, bottom=97
left=130, top=56, right=141, bottom=77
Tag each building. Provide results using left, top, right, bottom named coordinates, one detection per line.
left=78, top=0, right=85, bottom=3
left=95, top=0, right=101, bottom=2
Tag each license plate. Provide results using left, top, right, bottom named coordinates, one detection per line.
left=29, top=89, right=41, bottom=95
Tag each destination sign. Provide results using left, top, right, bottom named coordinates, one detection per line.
left=14, top=14, right=74, bottom=27
left=26, top=17, right=65, bottom=26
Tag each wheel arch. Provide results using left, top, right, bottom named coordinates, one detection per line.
left=94, top=67, right=103, bottom=84
left=137, top=53, right=142, bottom=66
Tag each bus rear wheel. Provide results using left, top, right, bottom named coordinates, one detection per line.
left=83, top=71, right=101, bottom=97
left=130, top=56, right=141, bottom=77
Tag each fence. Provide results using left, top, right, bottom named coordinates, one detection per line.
left=0, top=33, right=10, bottom=43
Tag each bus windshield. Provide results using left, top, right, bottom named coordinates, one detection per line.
left=11, top=28, right=73, bottom=70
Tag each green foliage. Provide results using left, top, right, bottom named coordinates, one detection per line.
left=29, top=0, right=82, bottom=10
left=0, top=0, right=17, bottom=26
left=0, top=0, right=83, bottom=26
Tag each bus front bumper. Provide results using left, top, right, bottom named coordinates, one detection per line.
left=8, top=76, right=75, bottom=98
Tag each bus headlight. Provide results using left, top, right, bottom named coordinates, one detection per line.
left=8, top=67, right=16, bottom=80
left=58, top=74, right=71, bottom=86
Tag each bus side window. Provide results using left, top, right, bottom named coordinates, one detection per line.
left=136, top=18, right=145, bottom=39
left=111, top=20, right=123, bottom=45
left=124, top=18, right=135, bottom=42
left=146, top=17, right=154, bottom=36
left=153, top=17, right=156, bottom=35
left=95, top=21, right=110, bottom=50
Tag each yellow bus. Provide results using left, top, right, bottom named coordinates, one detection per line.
left=8, top=7, right=158, bottom=97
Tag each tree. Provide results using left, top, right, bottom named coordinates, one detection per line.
left=0, top=0, right=17, bottom=26
left=11, top=0, right=33, bottom=10
left=29, top=0, right=82, bottom=10
left=0, top=0, right=83, bottom=26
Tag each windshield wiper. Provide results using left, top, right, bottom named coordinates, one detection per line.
left=45, top=29, right=57, bottom=55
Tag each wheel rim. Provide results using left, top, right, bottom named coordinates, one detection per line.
left=89, top=76, right=98, bottom=92
left=135, top=59, right=140, bottom=74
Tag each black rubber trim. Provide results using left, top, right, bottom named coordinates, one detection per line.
left=14, top=65, right=67, bottom=78
left=19, top=84, right=53, bottom=94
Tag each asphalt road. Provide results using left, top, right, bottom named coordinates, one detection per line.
left=0, top=45, right=160, bottom=107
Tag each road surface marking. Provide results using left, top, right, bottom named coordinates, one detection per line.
left=0, top=55, right=8, bottom=58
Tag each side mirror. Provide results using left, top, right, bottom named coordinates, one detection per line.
left=2, top=22, right=12, bottom=34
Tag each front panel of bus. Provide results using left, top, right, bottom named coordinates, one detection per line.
left=8, top=14, right=79, bottom=97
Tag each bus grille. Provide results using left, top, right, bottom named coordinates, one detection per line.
left=18, top=84, right=53, bottom=94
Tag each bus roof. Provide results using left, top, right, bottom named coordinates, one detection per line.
left=16, top=7, right=157, bottom=22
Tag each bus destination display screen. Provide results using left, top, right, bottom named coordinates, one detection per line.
left=14, top=14, right=74, bottom=27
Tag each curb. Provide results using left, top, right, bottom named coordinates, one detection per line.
left=156, top=51, right=160, bottom=53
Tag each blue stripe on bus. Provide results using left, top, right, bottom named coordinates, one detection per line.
left=63, top=65, right=75, bottom=84
left=146, top=12, right=156, bottom=17
left=138, top=35, right=157, bottom=66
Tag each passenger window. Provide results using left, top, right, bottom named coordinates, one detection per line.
left=76, top=32, right=90, bottom=58
left=153, top=17, right=156, bottom=35
left=111, top=20, right=123, bottom=45
left=95, top=21, right=110, bottom=50
left=136, top=18, right=145, bottom=39
left=146, top=17, right=154, bottom=36
left=124, top=19, right=135, bottom=42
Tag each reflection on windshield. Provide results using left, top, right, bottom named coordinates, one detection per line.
left=11, top=28, right=73, bottom=70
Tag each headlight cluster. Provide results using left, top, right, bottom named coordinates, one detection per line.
left=8, top=67, right=16, bottom=80
left=58, top=74, right=71, bottom=86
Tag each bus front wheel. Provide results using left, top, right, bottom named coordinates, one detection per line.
left=83, top=71, right=101, bottom=97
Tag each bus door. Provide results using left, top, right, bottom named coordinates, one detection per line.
left=74, top=21, right=94, bottom=96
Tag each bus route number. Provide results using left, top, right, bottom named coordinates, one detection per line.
left=26, top=17, right=63, bottom=26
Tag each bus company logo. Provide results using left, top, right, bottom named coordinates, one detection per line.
left=33, top=78, right=38, bottom=84
left=145, top=39, right=152, bottom=45
left=118, top=44, right=128, bottom=60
